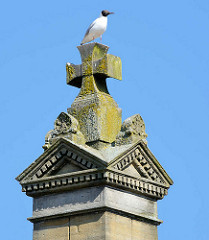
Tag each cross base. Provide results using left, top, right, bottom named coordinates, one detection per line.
left=68, top=91, right=122, bottom=145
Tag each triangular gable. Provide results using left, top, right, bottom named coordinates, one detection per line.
left=108, top=140, right=173, bottom=187
left=122, top=164, right=144, bottom=178
left=46, top=157, right=89, bottom=176
left=16, top=138, right=107, bottom=184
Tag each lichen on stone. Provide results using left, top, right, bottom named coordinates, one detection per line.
left=66, top=63, right=76, bottom=81
left=82, top=55, right=93, bottom=76
left=96, top=57, right=107, bottom=74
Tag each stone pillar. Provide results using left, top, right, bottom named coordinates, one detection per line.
left=16, top=43, right=173, bottom=240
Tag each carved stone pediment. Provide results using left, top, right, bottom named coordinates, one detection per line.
left=16, top=138, right=172, bottom=199
left=108, top=141, right=171, bottom=187
left=16, top=138, right=107, bottom=195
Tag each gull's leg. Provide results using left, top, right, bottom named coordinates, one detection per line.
left=100, top=35, right=102, bottom=43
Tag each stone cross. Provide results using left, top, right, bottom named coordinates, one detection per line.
left=66, top=43, right=122, bottom=148
left=66, top=42, right=122, bottom=96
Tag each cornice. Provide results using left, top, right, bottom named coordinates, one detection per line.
left=22, top=168, right=168, bottom=200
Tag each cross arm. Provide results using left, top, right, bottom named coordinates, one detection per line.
left=94, top=54, right=122, bottom=80
left=66, top=52, right=122, bottom=88
left=66, top=63, right=83, bottom=88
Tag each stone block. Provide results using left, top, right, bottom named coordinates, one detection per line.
left=70, top=212, right=105, bottom=240
left=33, top=218, right=69, bottom=240
left=69, top=92, right=122, bottom=144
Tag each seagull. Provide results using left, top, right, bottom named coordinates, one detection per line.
left=80, top=10, right=114, bottom=45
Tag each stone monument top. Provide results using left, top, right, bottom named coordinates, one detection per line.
left=66, top=43, right=122, bottom=148
left=43, top=42, right=147, bottom=150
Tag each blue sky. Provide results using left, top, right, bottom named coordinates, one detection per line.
left=1, top=1, right=209, bottom=239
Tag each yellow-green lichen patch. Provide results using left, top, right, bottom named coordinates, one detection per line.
left=96, top=57, right=108, bottom=75
left=82, top=55, right=93, bottom=76
left=66, top=64, right=76, bottom=82
left=92, top=44, right=108, bottom=61
left=97, top=93, right=122, bottom=142
left=70, top=92, right=122, bottom=143
left=107, top=55, right=122, bottom=80
left=79, top=75, right=99, bottom=96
